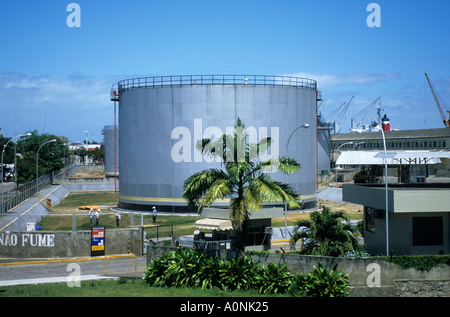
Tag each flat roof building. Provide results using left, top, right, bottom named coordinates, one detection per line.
left=343, top=183, right=450, bottom=255
left=329, top=128, right=450, bottom=183
left=331, top=128, right=450, bottom=157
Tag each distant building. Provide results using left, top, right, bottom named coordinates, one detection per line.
left=69, top=143, right=101, bottom=151
left=330, top=128, right=450, bottom=182
left=331, top=128, right=450, bottom=158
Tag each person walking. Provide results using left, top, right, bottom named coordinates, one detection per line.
left=152, top=206, right=157, bottom=223
left=89, top=209, right=94, bottom=226
left=95, top=209, right=100, bottom=225
left=115, top=212, right=121, bottom=227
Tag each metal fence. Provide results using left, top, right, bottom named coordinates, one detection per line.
left=0, top=164, right=77, bottom=214
left=178, top=237, right=233, bottom=251
left=114, top=75, right=317, bottom=94
left=25, top=211, right=158, bottom=232
left=143, top=224, right=174, bottom=242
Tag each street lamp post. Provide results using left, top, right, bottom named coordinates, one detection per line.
left=284, top=123, right=310, bottom=234
left=372, top=121, right=389, bottom=256
left=36, top=139, right=57, bottom=193
left=1, top=133, right=31, bottom=213
left=1, top=133, right=31, bottom=214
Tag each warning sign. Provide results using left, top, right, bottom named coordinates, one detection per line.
left=91, top=227, right=105, bottom=256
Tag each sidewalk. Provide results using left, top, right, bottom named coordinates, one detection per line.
left=0, top=184, right=69, bottom=232
left=0, top=275, right=118, bottom=287
left=0, top=255, right=148, bottom=287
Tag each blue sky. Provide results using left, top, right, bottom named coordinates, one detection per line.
left=1, top=0, right=449, bottom=142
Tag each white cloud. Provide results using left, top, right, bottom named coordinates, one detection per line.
left=0, top=72, right=115, bottom=141
left=1, top=73, right=111, bottom=108
left=286, top=72, right=400, bottom=89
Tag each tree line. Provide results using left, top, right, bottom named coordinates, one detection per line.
left=1, top=130, right=104, bottom=185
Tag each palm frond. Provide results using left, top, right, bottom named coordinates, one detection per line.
left=251, top=174, right=301, bottom=209
left=277, top=156, right=301, bottom=174
left=199, top=178, right=231, bottom=210
left=243, top=182, right=264, bottom=211
left=229, top=198, right=247, bottom=229
left=182, top=169, right=229, bottom=210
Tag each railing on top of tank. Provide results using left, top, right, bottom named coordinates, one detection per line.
left=115, top=75, right=317, bottom=92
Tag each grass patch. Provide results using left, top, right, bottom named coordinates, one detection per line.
left=39, top=192, right=362, bottom=234
left=38, top=191, right=202, bottom=236
left=0, top=278, right=285, bottom=297
left=272, top=201, right=363, bottom=228
left=53, top=192, right=120, bottom=213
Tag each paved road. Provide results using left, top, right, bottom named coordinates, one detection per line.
left=0, top=255, right=148, bottom=287
left=0, top=184, right=69, bottom=232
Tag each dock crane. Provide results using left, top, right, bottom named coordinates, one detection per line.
left=327, top=96, right=354, bottom=133
left=350, top=96, right=381, bottom=132
left=424, top=72, right=450, bottom=127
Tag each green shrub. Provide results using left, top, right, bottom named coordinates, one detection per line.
left=144, top=252, right=172, bottom=287
left=288, top=273, right=308, bottom=296
left=386, top=255, right=450, bottom=272
left=144, top=249, right=350, bottom=297
left=144, top=248, right=209, bottom=288
left=302, top=262, right=349, bottom=297
left=197, top=255, right=223, bottom=290
left=217, top=256, right=259, bottom=291
left=255, top=262, right=292, bottom=294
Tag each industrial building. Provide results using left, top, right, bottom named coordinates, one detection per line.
left=110, top=75, right=322, bottom=212
left=331, top=128, right=450, bottom=157
left=330, top=128, right=450, bottom=183
left=343, top=183, right=450, bottom=255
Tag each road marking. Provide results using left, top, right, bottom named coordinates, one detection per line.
left=0, top=254, right=137, bottom=266
left=0, top=185, right=62, bottom=231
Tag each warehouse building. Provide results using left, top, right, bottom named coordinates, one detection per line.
left=330, top=128, right=450, bottom=182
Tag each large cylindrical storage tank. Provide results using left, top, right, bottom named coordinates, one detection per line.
left=116, top=75, right=317, bottom=211
left=102, top=125, right=119, bottom=177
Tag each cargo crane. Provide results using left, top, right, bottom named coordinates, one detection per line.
left=327, top=96, right=354, bottom=134
left=424, top=72, right=450, bottom=127
left=350, top=97, right=381, bottom=132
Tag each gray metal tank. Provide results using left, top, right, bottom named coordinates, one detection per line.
left=102, top=125, right=119, bottom=178
left=113, top=75, right=318, bottom=211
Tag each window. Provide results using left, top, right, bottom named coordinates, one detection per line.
left=365, top=207, right=377, bottom=233
left=246, top=226, right=266, bottom=246
left=412, top=217, right=443, bottom=246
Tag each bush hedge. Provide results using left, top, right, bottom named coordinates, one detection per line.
left=144, top=248, right=349, bottom=297
left=385, top=255, right=450, bottom=272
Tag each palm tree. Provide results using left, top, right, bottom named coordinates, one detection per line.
left=183, top=118, right=302, bottom=250
left=290, top=206, right=359, bottom=257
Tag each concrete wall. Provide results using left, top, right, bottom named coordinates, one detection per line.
left=0, top=228, right=142, bottom=258
left=74, top=165, right=105, bottom=172
left=54, top=178, right=117, bottom=185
